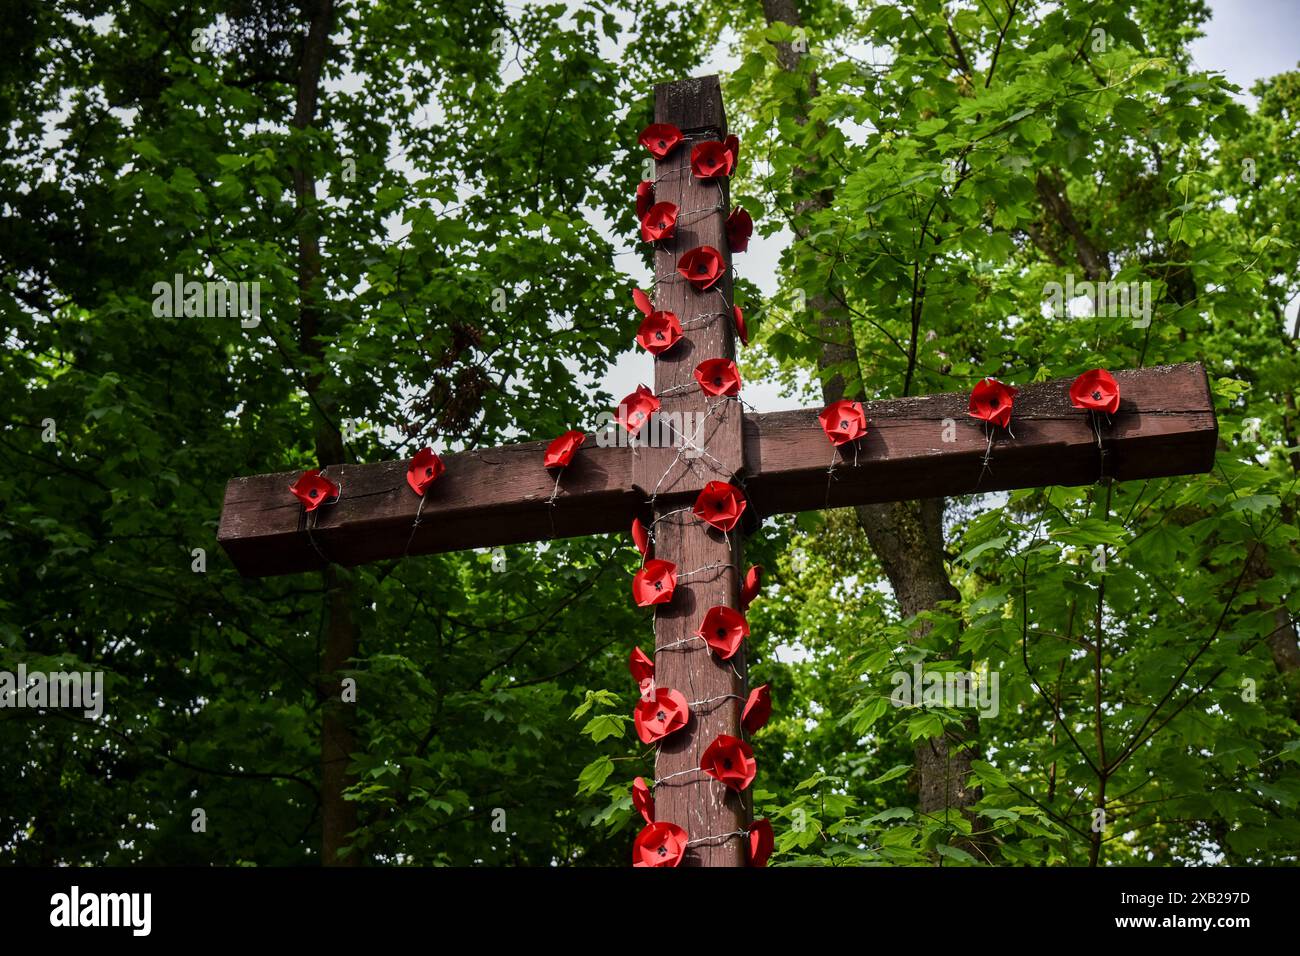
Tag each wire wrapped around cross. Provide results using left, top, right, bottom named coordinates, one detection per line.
left=619, top=120, right=777, bottom=867
left=279, top=109, right=1128, bottom=869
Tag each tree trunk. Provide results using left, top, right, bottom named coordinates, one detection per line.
left=760, top=0, right=980, bottom=832
left=290, top=0, right=359, bottom=866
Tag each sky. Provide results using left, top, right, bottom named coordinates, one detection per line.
left=597, top=0, right=1300, bottom=416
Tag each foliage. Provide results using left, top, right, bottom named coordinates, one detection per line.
left=711, top=0, right=1300, bottom=864
left=2, top=0, right=1296, bottom=866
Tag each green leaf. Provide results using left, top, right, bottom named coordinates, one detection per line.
left=576, top=755, right=614, bottom=796
left=958, top=535, right=1009, bottom=564
left=906, top=712, right=946, bottom=741
left=864, top=806, right=914, bottom=824
left=581, top=714, right=626, bottom=743
left=935, top=843, right=978, bottom=864
left=970, top=760, right=1008, bottom=790
left=1229, top=494, right=1278, bottom=515
left=869, top=764, right=912, bottom=785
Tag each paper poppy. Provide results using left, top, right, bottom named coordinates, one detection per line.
left=968, top=378, right=1018, bottom=429
left=691, top=140, right=735, bottom=179
left=544, top=430, right=585, bottom=469
left=724, top=134, right=741, bottom=167
left=733, top=305, right=748, bottom=346
left=740, top=565, right=762, bottom=613
left=636, top=180, right=655, bottom=220
left=696, top=605, right=749, bottom=660
left=1070, top=368, right=1121, bottom=415
left=677, top=245, right=726, bottom=290
left=290, top=468, right=339, bottom=512
left=629, top=645, right=654, bottom=686
left=700, top=734, right=756, bottom=791
left=748, top=818, right=773, bottom=867
left=694, top=358, right=742, bottom=397
left=742, top=683, right=771, bottom=734
left=405, top=448, right=445, bottom=496
left=726, top=207, right=753, bottom=253
left=617, top=385, right=660, bottom=436
left=633, top=820, right=687, bottom=868
left=639, top=123, right=683, bottom=160
left=692, top=480, right=747, bottom=532
left=640, top=201, right=679, bottom=243
left=633, top=288, right=653, bottom=317
left=632, top=558, right=677, bottom=607
left=636, top=310, right=683, bottom=355
left=818, top=399, right=868, bottom=446
left=632, top=777, right=655, bottom=825
left=634, top=687, right=690, bottom=744
left=631, top=516, right=651, bottom=557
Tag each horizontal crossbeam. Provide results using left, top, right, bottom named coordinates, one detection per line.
left=217, top=362, right=1217, bottom=576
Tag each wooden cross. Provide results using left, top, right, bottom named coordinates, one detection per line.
left=217, top=75, right=1218, bottom=867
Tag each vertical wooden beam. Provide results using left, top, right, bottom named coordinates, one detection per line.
left=642, top=75, right=748, bottom=867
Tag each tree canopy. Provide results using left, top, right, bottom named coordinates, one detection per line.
left=1, top=0, right=1297, bottom=866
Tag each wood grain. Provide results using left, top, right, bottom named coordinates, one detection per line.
left=644, top=74, right=748, bottom=868
left=217, top=434, right=636, bottom=577
left=218, top=362, right=1217, bottom=577
left=741, top=362, right=1218, bottom=518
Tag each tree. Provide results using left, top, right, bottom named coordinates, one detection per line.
left=2, top=0, right=1295, bottom=867
left=698, top=0, right=1299, bottom=863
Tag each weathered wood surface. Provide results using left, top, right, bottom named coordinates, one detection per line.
left=217, top=436, right=638, bottom=577
left=742, top=361, right=1218, bottom=517
left=645, top=74, right=747, bottom=867
left=631, top=73, right=742, bottom=500
left=218, top=362, right=1216, bottom=577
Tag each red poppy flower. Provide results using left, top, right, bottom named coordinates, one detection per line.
left=633, top=288, right=653, bottom=316
left=632, top=777, right=655, bottom=825
left=633, top=820, right=687, bottom=868
left=1070, top=368, right=1121, bottom=415
left=968, top=378, right=1018, bottom=429
left=617, top=385, right=660, bottom=436
left=726, top=207, right=753, bottom=253
left=740, top=565, right=763, bottom=612
left=695, top=605, right=749, bottom=659
left=629, top=645, right=654, bottom=686
left=639, top=123, right=683, bottom=159
left=636, top=180, right=655, bottom=219
left=632, top=558, right=677, bottom=607
left=692, top=480, right=747, bottom=532
left=733, top=305, right=748, bottom=346
left=818, top=399, right=868, bottom=446
left=290, top=468, right=339, bottom=512
left=694, top=357, right=742, bottom=397
left=631, top=516, right=650, bottom=557
left=700, top=734, right=756, bottom=791
left=691, top=140, right=735, bottom=179
left=677, top=245, right=726, bottom=290
left=405, top=448, right=445, bottom=497
left=748, top=818, right=773, bottom=867
left=640, top=201, right=679, bottom=243
left=634, top=687, right=690, bottom=744
left=543, top=430, right=585, bottom=469
left=636, top=310, right=683, bottom=355
left=742, top=683, right=771, bottom=734
left=724, top=134, right=740, bottom=167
